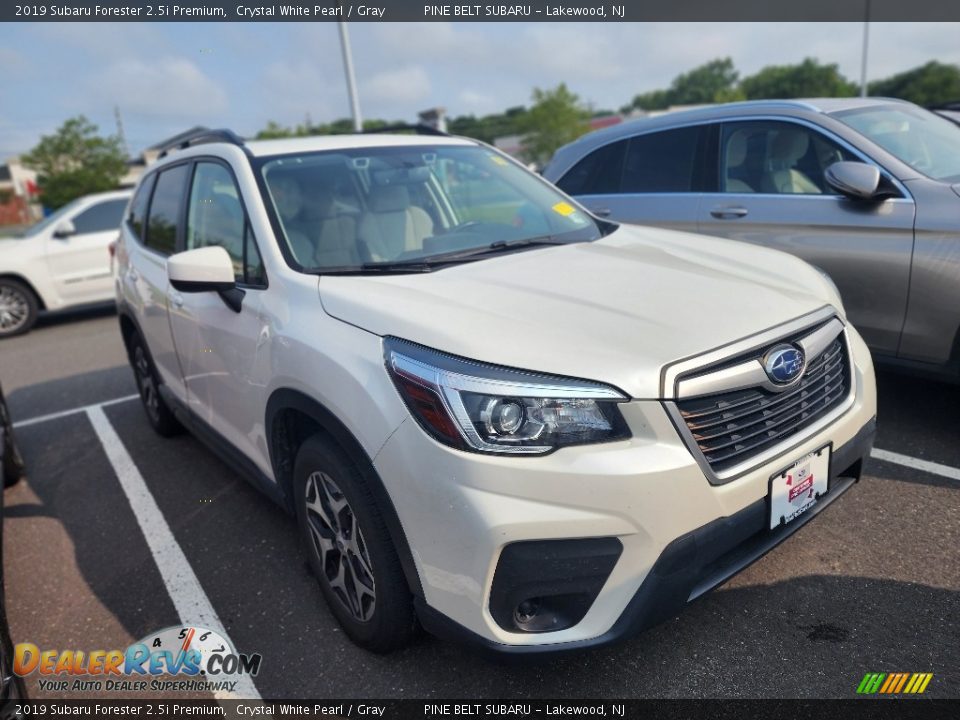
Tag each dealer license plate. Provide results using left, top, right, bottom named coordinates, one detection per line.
left=769, top=445, right=830, bottom=530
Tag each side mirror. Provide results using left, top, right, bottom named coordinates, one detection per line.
left=167, top=246, right=236, bottom=293
left=53, top=220, right=76, bottom=239
left=824, top=161, right=881, bottom=201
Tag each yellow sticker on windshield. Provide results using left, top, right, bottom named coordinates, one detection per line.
left=488, top=154, right=509, bottom=166
left=552, top=201, right=577, bottom=216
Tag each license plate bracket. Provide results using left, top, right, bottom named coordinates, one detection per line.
left=769, top=444, right=831, bottom=530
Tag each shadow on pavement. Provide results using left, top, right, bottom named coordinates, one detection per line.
left=6, top=365, right=136, bottom=421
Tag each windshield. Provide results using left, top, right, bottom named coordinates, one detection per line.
left=258, top=144, right=605, bottom=272
left=833, top=104, right=960, bottom=182
left=16, top=198, right=85, bottom=238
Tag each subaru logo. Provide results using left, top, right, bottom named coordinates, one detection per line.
left=763, top=344, right=805, bottom=384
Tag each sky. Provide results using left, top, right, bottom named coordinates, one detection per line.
left=1, top=21, right=960, bottom=159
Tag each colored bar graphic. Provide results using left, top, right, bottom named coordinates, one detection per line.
left=857, top=672, right=932, bottom=694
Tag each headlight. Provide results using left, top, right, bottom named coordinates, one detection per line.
left=384, top=338, right=630, bottom=454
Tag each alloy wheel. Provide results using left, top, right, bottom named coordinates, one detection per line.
left=0, top=285, right=29, bottom=334
left=304, top=470, right=377, bottom=622
left=134, top=346, right=160, bottom=421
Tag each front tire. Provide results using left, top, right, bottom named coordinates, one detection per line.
left=294, top=435, right=417, bottom=653
left=0, top=279, right=38, bottom=338
left=129, top=334, right=182, bottom=437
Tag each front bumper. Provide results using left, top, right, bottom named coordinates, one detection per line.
left=415, top=416, right=875, bottom=655
left=372, top=325, right=878, bottom=653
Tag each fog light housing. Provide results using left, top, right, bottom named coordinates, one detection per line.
left=490, top=538, right=622, bottom=633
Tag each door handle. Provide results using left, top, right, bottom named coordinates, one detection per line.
left=170, top=292, right=184, bottom=308
left=591, top=207, right=612, bottom=217
left=710, top=206, right=749, bottom=219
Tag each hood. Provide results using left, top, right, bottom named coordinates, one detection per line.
left=318, top=225, right=838, bottom=399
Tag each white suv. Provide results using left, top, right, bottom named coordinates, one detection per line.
left=115, top=129, right=877, bottom=654
left=0, top=189, right=131, bottom=337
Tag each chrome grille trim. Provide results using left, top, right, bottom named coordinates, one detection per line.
left=676, top=317, right=844, bottom=399
left=661, top=306, right=837, bottom=399
left=662, top=310, right=855, bottom=485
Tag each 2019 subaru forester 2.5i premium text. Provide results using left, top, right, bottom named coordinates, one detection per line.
left=115, top=129, right=876, bottom=653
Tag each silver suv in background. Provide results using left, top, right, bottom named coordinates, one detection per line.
left=544, top=98, right=960, bottom=381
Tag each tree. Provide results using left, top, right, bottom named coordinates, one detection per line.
left=670, top=58, right=740, bottom=105
left=21, top=116, right=127, bottom=210
left=255, top=121, right=295, bottom=139
left=255, top=117, right=404, bottom=140
left=869, top=61, right=960, bottom=107
left=741, top=58, right=857, bottom=100
left=625, top=58, right=742, bottom=112
left=519, top=84, right=590, bottom=165
left=449, top=106, right=531, bottom=143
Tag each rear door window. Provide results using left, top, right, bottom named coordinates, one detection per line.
left=72, top=199, right=129, bottom=235
left=555, top=139, right=627, bottom=195
left=128, top=174, right=155, bottom=242
left=620, top=126, right=703, bottom=193
left=145, top=165, right=189, bottom=256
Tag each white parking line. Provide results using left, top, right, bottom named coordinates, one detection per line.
left=85, top=405, right=262, bottom=701
left=870, top=448, right=960, bottom=484
left=12, top=394, right=139, bottom=429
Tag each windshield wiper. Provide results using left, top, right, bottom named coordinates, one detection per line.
left=317, top=237, right=575, bottom=275
left=365, top=236, right=572, bottom=269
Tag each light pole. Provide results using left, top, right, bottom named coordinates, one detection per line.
left=860, top=0, right=871, bottom=97
left=338, top=22, right=363, bottom=132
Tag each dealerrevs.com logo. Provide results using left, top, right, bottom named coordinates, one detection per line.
left=14, top=625, right=261, bottom=694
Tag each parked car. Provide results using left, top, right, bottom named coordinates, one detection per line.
left=116, top=129, right=876, bottom=654
left=0, top=189, right=131, bottom=338
left=544, top=98, right=960, bottom=381
left=1, top=381, right=27, bottom=701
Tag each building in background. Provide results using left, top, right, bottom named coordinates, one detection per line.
left=0, top=159, right=40, bottom=227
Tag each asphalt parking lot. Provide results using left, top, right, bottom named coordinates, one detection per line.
left=2, top=307, right=958, bottom=700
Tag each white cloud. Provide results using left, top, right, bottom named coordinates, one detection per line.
left=87, top=57, right=228, bottom=118
left=363, top=66, right=432, bottom=106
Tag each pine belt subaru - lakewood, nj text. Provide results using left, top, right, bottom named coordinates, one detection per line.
left=114, top=129, right=877, bottom=653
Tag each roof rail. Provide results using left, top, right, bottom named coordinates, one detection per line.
left=157, top=128, right=247, bottom=158
left=362, top=123, right=449, bottom=137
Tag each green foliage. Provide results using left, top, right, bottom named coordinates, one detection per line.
left=518, top=83, right=590, bottom=164
left=740, top=58, right=857, bottom=99
left=868, top=61, right=960, bottom=107
left=21, top=116, right=127, bottom=210
left=448, top=106, right=531, bottom=144
left=671, top=58, right=740, bottom=105
left=253, top=118, right=402, bottom=140
left=627, top=58, right=739, bottom=111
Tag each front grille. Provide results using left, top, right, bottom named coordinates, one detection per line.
left=676, top=336, right=850, bottom=475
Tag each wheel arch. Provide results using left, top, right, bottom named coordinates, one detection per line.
left=0, top=273, right=47, bottom=310
left=265, top=388, right=424, bottom=600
